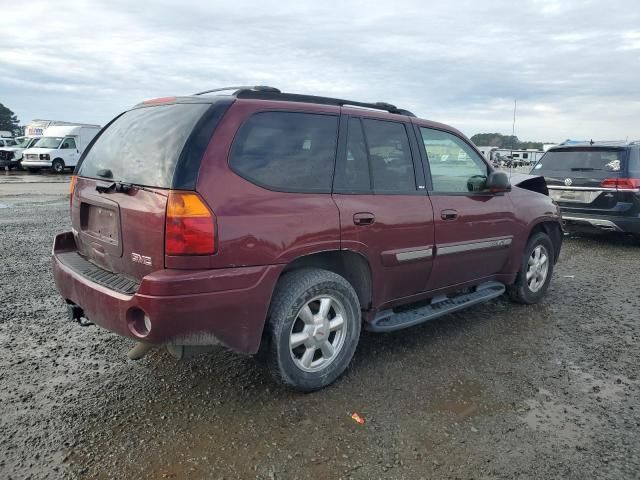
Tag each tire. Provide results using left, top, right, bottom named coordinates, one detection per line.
left=261, top=268, right=361, bottom=392
left=507, top=232, right=555, bottom=304
left=52, top=159, right=65, bottom=173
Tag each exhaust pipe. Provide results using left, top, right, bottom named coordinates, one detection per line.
left=127, top=342, right=155, bottom=360
left=66, top=303, right=93, bottom=326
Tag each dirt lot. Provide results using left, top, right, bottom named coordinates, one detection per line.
left=1, top=172, right=639, bottom=480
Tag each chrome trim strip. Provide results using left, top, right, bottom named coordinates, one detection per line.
left=396, top=248, right=433, bottom=262
left=562, top=216, right=623, bottom=231
left=438, top=236, right=513, bottom=256
left=547, top=186, right=616, bottom=192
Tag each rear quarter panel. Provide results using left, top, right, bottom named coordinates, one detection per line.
left=195, top=100, right=342, bottom=269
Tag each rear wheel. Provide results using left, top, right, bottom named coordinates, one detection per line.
left=52, top=159, right=65, bottom=173
left=261, top=268, right=361, bottom=391
left=508, top=232, right=554, bottom=304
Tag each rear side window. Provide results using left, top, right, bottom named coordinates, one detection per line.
left=334, top=118, right=371, bottom=192
left=362, top=119, right=416, bottom=193
left=230, top=112, right=338, bottom=193
left=533, top=148, right=626, bottom=179
left=629, top=148, right=640, bottom=177
left=79, top=103, right=210, bottom=187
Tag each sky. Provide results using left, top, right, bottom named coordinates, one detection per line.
left=1, top=0, right=639, bottom=142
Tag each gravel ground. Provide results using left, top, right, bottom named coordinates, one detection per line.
left=1, top=174, right=639, bottom=480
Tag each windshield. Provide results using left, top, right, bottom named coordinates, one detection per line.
left=532, top=148, right=626, bottom=178
left=78, top=103, right=210, bottom=187
left=14, top=137, right=31, bottom=148
left=33, top=137, right=64, bottom=149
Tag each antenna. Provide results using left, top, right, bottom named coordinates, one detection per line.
left=510, top=99, right=517, bottom=179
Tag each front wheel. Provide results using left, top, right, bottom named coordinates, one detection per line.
left=261, top=268, right=361, bottom=391
left=51, top=159, right=65, bottom=173
left=507, top=232, right=555, bottom=304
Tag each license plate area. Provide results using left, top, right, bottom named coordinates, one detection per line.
left=549, top=189, right=602, bottom=204
left=80, top=203, right=120, bottom=246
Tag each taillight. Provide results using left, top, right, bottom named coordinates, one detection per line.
left=165, top=191, right=216, bottom=255
left=69, top=175, right=77, bottom=209
left=601, top=178, right=640, bottom=190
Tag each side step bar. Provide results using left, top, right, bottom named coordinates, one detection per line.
left=366, top=281, right=505, bottom=332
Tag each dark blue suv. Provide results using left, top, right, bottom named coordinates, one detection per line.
left=532, top=141, right=640, bottom=239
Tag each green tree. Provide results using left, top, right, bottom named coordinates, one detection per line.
left=470, top=132, right=544, bottom=150
left=0, top=103, right=20, bottom=134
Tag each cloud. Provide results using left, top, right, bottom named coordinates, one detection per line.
left=0, top=0, right=638, bottom=141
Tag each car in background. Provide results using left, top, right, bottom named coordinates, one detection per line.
left=52, top=86, right=562, bottom=391
left=0, top=137, right=16, bottom=148
left=0, top=136, right=41, bottom=170
left=532, top=140, right=640, bottom=239
left=21, top=124, right=101, bottom=173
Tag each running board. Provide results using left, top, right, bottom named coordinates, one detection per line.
left=366, top=281, right=506, bottom=332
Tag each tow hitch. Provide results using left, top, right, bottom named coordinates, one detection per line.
left=66, top=303, right=93, bottom=327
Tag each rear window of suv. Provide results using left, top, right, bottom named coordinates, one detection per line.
left=78, top=103, right=210, bottom=187
left=533, top=147, right=626, bottom=179
left=229, top=112, right=338, bottom=193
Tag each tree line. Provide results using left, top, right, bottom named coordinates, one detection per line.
left=470, top=133, right=551, bottom=150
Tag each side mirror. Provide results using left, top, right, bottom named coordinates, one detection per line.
left=486, top=171, right=511, bottom=194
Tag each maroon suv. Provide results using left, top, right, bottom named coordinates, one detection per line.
left=52, top=86, right=563, bottom=391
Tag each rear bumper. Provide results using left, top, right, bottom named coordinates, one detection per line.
left=563, top=214, right=640, bottom=234
left=52, top=232, right=283, bottom=354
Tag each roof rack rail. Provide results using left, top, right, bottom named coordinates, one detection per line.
left=233, top=89, right=416, bottom=116
left=192, top=85, right=281, bottom=96
left=191, top=86, right=415, bottom=116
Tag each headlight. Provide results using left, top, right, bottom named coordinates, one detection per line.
left=39, top=153, right=50, bottom=160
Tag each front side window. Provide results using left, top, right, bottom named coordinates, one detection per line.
left=362, top=119, right=416, bottom=193
left=61, top=138, right=76, bottom=149
left=230, top=112, right=338, bottom=192
left=420, top=128, right=488, bottom=193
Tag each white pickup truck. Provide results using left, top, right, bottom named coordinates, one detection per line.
left=0, top=136, right=41, bottom=169
left=21, top=124, right=101, bottom=173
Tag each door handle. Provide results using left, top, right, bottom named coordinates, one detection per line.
left=440, top=209, right=458, bottom=221
left=353, top=212, right=375, bottom=226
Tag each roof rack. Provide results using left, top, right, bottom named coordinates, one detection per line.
left=192, top=85, right=281, bottom=96
left=192, top=85, right=415, bottom=116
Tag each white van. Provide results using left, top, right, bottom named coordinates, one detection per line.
left=21, top=124, right=101, bottom=173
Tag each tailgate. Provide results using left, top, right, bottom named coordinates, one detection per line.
left=72, top=177, right=168, bottom=281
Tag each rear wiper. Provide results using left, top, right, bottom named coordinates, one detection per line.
left=95, top=181, right=133, bottom=193
left=95, top=181, right=166, bottom=196
left=570, top=167, right=599, bottom=171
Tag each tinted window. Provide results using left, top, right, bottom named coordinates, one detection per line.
left=362, top=119, right=415, bottom=193
left=334, top=118, right=370, bottom=192
left=230, top=112, right=338, bottom=192
left=532, top=148, right=625, bottom=179
left=79, top=103, right=209, bottom=187
left=629, top=148, right=640, bottom=177
left=420, top=128, right=488, bottom=193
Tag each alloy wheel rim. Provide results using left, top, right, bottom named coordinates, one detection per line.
left=526, top=245, right=549, bottom=292
left=289, top=295, right=347, bottom=373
